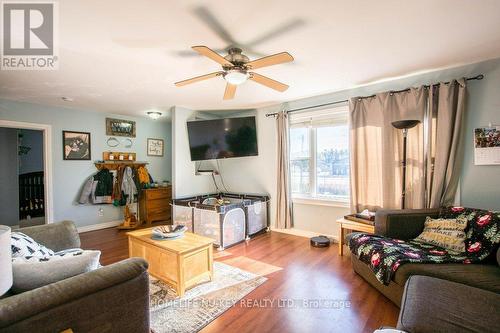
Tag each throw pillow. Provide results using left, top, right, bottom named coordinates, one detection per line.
left=11, top=232, right=54, bottom=258
left=11, top=250, right=101, bottom=293
left=415, top=216, right=467, bottom=253
left=440, top=206, right=500, bottom=259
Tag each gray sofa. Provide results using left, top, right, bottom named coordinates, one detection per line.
left=349, top=209, right=500, bottom=306
left=0, top=221, right=150, bottom=333
left=397, top=275, right=500, bottom=333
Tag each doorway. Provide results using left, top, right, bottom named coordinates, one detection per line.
left=0, top=120, right=53, bottom=227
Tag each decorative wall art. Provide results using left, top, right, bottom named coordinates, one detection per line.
left=106, top=137, right=133, bottom=148
left=474, top=126, right=500, bottom=165
left=147, top=138, right=164, bottom=157
left=106, top=118, right=136, bottom=137
left=63, top=131, right=91, bottom=160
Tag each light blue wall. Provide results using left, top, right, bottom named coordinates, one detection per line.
left=0, top=100, right=172, bottom=227
left=280, top=57, right=500, bottom=210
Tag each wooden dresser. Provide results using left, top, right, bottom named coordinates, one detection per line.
left=139, top=186, right=172, bottom=225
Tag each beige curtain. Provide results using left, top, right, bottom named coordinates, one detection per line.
left=426, top=79, right=467, bottom=208
left=349, top=88, right=427, bottom=212
left=275, top=111, right=293, bottom=228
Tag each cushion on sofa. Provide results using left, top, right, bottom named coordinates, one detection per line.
left=393, top=262, right=500, bottom=294
left=415, top=216, right=467, bottom=252
left=11, top=232, right=54, bottom=258
left=12, top=250, right=101, bottom=293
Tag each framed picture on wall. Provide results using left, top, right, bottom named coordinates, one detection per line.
left=63, top=131, right=91, bottom=160
left=474, top=126, right=500, bottom=165
left=106, top=118, right=136, bottom=137
left=147, top=138, right=164, bottom=157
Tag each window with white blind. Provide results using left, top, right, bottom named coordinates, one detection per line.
left=289, top=104, right=350, bottom=203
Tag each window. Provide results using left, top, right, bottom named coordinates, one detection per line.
left=289, top=105, right=350, bottom=203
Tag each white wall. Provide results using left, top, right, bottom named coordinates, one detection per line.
left=292, top=203, right=349, bottom=238
left=171, top=106, right=214, bottom=198
left=214, top=105, right=280, bottom=226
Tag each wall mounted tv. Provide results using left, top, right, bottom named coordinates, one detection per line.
left=187, top=116, right=258, bottom=161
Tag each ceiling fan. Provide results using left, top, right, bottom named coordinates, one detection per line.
left=175, top=46, right=294, bottom=100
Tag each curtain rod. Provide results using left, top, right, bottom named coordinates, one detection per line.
left=265, top=74, right=484, bottom=117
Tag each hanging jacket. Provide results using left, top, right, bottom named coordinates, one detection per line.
left=94, top=169, right=114, bottom=197
left=137, top=166, right=150, bottom=185
left=78, top=169, right=114, bottom=205
left=78, top=177, right=94, bottom=204
left=121, top=166, right=137, bottom=205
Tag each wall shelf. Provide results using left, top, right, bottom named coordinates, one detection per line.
left=94, top=161, right=148, bottom=171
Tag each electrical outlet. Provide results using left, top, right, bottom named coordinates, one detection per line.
left=98, top=208, right=104, bottom=217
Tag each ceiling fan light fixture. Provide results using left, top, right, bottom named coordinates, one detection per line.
left=223, top=69, right=249, bottom=85
left=146, top=111, right=162, bottom=120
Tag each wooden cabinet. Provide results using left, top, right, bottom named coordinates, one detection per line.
left=139, top=187, right=172, bottom=225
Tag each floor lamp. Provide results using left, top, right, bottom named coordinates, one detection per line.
left=392, top=120, right=421, bottom=209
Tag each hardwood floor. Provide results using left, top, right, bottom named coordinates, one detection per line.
left=80, top=228, right=399, bottom=333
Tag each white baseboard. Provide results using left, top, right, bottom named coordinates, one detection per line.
left=77, top=220, right=122, bottom=233
left=272, top=227, right=339, bottom=243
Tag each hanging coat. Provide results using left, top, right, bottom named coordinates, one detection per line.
left=121, top=166, right=137, bottom=205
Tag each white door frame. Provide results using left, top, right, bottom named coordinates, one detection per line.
left=0, top=120, right=54, bottom=224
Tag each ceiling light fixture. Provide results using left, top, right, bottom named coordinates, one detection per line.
left=223, top=69, right=249, bottom=85
left=146, top=111, right=162, bottom=120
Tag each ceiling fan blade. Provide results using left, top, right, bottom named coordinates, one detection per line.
left=245, top=52, right=294, bottom=70
left=246, top=18, right=306, bottom=47
left=175, top=47, right=227, bottom=57
left=192, top=6, right=237, bottom=46
left=249, top=73, right=289, bottom=92
left=192, top=46, right=233, bottom=66
left=223, top=83, right=237, bottom=100
left=175, top=72, right=223, bottom=87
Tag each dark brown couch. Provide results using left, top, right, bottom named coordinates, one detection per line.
left=349, top=209, right=500, bottom=307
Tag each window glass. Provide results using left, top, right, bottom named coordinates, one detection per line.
left=316, top=126, right=349, bottom=200
left=289, top=106, right=350, bottom=202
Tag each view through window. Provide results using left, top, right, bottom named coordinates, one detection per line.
left=289, top=105, right=349, bottom=202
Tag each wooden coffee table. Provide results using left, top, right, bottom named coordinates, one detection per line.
left=127, top=229, right=214, bottom=296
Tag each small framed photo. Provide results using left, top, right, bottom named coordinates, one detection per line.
left=63, top=131, right=91, bottom=160
left=106, top=118, right=136, bottom=137
left=147, top=138, right=164, bottom=157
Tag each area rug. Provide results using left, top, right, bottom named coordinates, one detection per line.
left=149, top=262, right=267, bottom=333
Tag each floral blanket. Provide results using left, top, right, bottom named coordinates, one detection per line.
left=349, top=207, right=500, bottom=285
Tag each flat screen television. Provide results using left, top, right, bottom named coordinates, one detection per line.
left=187, top=116, right=258, bottom=161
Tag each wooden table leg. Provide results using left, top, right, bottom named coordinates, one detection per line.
left=339, top=225, right=344, bottom=256
left=208, top=245, right=214, bottom=281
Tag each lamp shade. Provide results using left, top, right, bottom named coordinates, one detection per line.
left=0, top=226, right=13, bottom=296
left=391, top=120, right=421, bottom=129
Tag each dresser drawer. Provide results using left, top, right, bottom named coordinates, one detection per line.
left=148, top=198, right=170, bottom=209
left=148, top=206, right=170, bottom=217
left=146, top=188, right=171, bottom=200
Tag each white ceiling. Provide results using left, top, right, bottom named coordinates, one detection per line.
left=1, top=0, right=500, bottom=117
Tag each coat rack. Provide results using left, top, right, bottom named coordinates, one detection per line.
left=93, top=158, right=149, bottom=230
